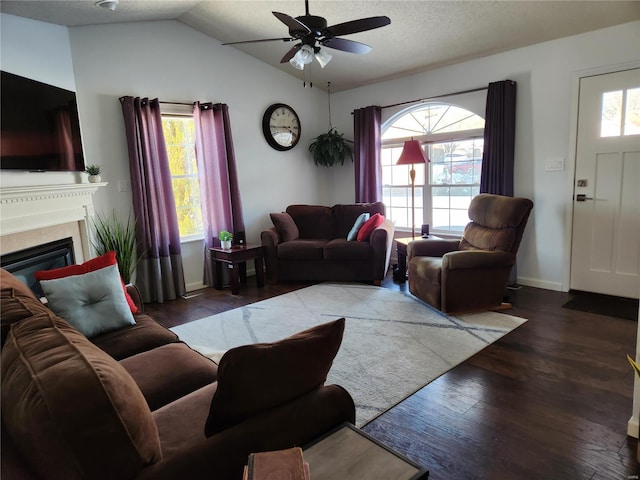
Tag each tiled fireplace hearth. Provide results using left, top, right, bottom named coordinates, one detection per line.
left=0, top=183, right=106, bottom=265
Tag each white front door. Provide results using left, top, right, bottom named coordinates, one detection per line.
left=570, top=68, right=640, bottom=299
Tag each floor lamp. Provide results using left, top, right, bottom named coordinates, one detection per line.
left=396, top=140, right=429, bottom=239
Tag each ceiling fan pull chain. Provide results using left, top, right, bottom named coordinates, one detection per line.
left=303, top=64, right=312, bottom=88
left=328, top=81, right=333, bottom=129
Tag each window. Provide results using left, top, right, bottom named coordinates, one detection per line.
left=600, top=87, right=640, bottom=137
left=161, top=114, right=204, bottom=240
left=382, top=103, right=485, bottom=235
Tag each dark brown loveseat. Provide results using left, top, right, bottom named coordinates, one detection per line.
left=0, top=269, right=355, bottom=480
left=261, top=202, right=395, bottom=285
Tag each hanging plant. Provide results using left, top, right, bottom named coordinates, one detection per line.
left=308, top=81, right=354, bottom=167
left=308, top=128, right=354, bottom=167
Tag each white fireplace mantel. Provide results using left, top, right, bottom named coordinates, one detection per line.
left=0, top=183, right=107, bottom=261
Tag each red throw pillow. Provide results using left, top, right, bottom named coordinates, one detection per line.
left=35, top=251, right=139, bottom=314
left=356, top=213, right=385, bottom=241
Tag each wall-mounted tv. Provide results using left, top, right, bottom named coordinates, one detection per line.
left=1, top=71, right=86, bottom=172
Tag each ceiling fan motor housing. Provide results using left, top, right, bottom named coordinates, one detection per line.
left=292, top=15, right=329, bottom=38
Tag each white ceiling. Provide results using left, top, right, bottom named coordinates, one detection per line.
left=2, top=1, right=639, bottom=92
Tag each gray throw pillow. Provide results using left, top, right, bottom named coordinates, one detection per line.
left=40, top=264, right=135, bottom=338
left=347, top=212, right=370, bottom=241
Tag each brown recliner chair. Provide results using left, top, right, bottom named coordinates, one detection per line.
left=407, top=193, right=533, bottom=314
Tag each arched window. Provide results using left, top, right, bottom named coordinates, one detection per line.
left=381, top=103, right=485, bottom=235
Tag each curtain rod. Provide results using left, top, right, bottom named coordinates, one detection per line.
left=159, top=100, right=218, bottom=111
left=380, top=86, right=488, bottom=110
left=159, top=101, right=193, bottom=106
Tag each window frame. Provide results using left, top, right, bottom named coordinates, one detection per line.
left=381, top=102, right=485, bottom=237
left=160, top=106, right=204, bottom=242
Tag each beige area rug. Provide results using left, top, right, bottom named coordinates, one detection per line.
left=171, top=283, right=527, bottom=427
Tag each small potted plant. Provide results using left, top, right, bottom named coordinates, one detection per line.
left=85, top=164, right=102, bottom=183
left=218, top=230, right=233, bottom=249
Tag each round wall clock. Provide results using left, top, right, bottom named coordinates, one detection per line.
left=262, top=103, right=301, bottom=151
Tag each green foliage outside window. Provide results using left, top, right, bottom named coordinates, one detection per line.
left=162, top=116, right=203, bottom=238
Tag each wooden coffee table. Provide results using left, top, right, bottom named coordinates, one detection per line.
left=303, top=423, right=428, bottom=480
left=209, top=244, right=264, bottom=295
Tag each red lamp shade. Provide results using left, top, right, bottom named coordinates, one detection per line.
left=396, top=140, right=429, bottom=165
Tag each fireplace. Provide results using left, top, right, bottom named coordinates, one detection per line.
left=0, top=183, right=105, bottom=286
left=1, top=237, right=75, bottom=297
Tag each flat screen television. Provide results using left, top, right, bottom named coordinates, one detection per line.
left=1, top=71, right=86, bottom=171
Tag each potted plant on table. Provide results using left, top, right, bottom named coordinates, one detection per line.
left=219, top=230, right=233, bottom=250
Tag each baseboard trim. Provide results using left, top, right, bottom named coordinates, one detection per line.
left=516, top=277, right=564, bottom=292
left=186, top=281, right=206, bottom=293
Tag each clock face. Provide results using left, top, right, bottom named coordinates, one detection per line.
left=262, top=104, right=301, bottom=151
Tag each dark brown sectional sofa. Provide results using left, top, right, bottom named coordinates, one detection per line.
left=261, top=202, right=395, bottom=285
left=0, top=268, right=355, bottom=480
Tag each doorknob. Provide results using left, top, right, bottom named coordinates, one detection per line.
left=576, top=194, right=594, bottom=202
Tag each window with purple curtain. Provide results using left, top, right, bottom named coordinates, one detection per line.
left=353, top=105, right=382, bottom=203
left=480, top=80, right=517, bottom=196
left=119, top=96, right=186, bottom=303
left=193, top=102, right=245, bottom=286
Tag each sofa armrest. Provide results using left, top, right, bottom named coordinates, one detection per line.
left=369, top=219, right=395, bottom=281
left=442, top=249, right=515, bottom=270
left=260, top=227, right=281, bottom=247
left=261, top=227, right=281, bottom=284
left=126, top=284, right=144, bottom=313
left=407, top=238, right=460, bottom=259
left=136, top=385, right=355, bottom=480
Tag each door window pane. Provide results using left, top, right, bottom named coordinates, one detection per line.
left=601, top=90, right=622, bottom=137
left=624, top=87, right=640, bottom=136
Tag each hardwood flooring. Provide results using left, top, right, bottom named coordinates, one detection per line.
left=145, top=274, right=639, bottom=479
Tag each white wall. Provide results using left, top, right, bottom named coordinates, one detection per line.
left=0, top=14, right=84, bottom=187
left=330, top=21, right=640, bottom=292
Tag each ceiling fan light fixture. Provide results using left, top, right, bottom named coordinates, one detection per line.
left=314, top=48, right=332, bottom=68
left=95, top=0, right=119, bottom=11
left=289, top=44, right=314, bottom=70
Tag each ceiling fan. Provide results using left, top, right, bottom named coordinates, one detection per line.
left=222, top=0, right=391, bottom=70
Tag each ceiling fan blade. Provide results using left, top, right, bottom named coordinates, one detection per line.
left=280, top=44, right=301, bottom=63
left=327, top=16, right=391, bottom=37
left=222, top=37, right=293, bottom=46
left=321, top=37, right=372, bottom=55
left=273, top=11, right=311, bottom=33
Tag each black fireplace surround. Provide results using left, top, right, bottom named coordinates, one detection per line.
left=1, top=237, right=75, bottom=297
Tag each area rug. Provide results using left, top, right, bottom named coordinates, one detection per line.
left=171, top=283, right=527, bottom=426
left=563, top=291, right=639, bottom=321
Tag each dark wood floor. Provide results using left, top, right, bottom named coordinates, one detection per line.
left=145, top=273, right=640, bottom=479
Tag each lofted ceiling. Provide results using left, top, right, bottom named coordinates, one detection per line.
left=2, top=1, right=639, bottom=92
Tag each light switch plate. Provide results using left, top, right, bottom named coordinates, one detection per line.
left=545, top=157, right=565, bottom=171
